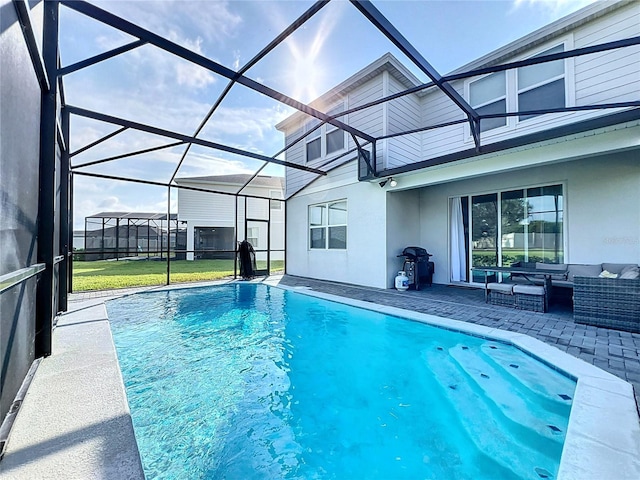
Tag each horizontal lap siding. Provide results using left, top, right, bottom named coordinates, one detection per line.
left=575, top=6, right=640, bottom=107
left=285, top=78, right=384, bottom=196
left=387, top=76, right=421, bottom=168
left=348, top=78, right=384, bottom=171
left=411, top=3, right=640, bottom=167
left=285, top=129, right=311, bottom=197
left=178, top=189, right=235, bottom=225
left=421, top=86, right=467, bottom=160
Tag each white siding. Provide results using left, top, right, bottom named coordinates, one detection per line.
left=420, top=86, right=467, bottom=160
left=285, top=77, right=385, bottom=196
left=347, top=77, right=385, bottom=171
left=387, top=76, right=421, bottom=168
left=178, top=189, right=235, bottom=225
left=414, top=2, right=640, bottom=167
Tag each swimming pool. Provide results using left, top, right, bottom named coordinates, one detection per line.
left=107, top=283, right=576, bottom=479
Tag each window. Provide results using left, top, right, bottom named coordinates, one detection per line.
left=518, top=45, right=565, bottom=121
left=309, top=200, right=347, bottom=249
left=247, top=227, right=259, bottom=249
left=466, top=183, right=564, bottom=283
left=325, top=104, right=345, bottom=155
left=269, top=189, right=283, bottom=210
left=465, top=42, right=569, bottom=137
left=470, top=72, right=506, bottom=132
left=305, top=117, right=322, bottom=162
left=304, top=103, right=346, bottom=162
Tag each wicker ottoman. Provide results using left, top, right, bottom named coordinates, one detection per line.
left=514, top=285, right=546, bottom=312
left=488, top=283, right=514, bottom=307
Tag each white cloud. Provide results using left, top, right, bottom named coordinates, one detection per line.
left=167, top=31, right=216, bottom=88
left=200, top=105, right=289, bottom=143
left=95, top=0, right=243, bottom=45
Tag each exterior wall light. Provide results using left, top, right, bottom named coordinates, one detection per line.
left=379, top=177, right=397, bottom=188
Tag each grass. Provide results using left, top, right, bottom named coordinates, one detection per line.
left=72, top=259, right=284, bottom=291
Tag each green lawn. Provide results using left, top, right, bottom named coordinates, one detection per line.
left=72, top=259, right=284, bottom=291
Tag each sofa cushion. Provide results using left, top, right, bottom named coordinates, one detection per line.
left=513, top=284, right=545, bottom=295
left=535, top=262, right=567, bottom=280
left=620, top=265, right=640, bottom=280
left=567, top=264, right=602, bottom=281
left=601, top=263, right=634, bottom=275
left=488, top=282, right=513, bottom=294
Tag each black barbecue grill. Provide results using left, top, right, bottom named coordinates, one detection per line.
left=397, top=246, right=434, bottom=290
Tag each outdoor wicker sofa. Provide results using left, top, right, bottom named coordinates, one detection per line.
left=573, top=276, right=640, bottom=333
left=509, top=261, right=639, bottom=332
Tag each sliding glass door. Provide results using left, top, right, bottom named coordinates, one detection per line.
left=452, top=184, right=564, bottom=284
left=471, top=193, right=498, bottom=283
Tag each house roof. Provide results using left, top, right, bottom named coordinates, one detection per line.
left=86, top=212, right=177, bottom=220
left=275, top=52, right=422, bottom=131
left=173, top=174, right=284, bottom=189
left=275, top=0, right=632, bottom=133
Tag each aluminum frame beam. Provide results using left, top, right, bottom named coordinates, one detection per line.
left=350, top=0, right=482, bottom=149
left=13, top=0, right=50, bottom=91
left=35, top=0, right=60, bottom=358
left=61, top=0, right=375, bottom=144
left=70, top=126, right=128, bottom=157
left=58, top=39, right=147, bottom=76
left=72, top=141, right=186, bottom=169
left=66, top=105, right=327, bottom=176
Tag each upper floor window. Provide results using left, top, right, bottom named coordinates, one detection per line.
left=269, top=189, right=283, bottom=210
left=470, top=72, right=507, bottom=132
left=466, top=42, right=568, bottom=136
left=304, top=103, right=346, bottom=163
left=309, top=200, right=347, bottom=250
left=517, top=45, right=565, bottom=121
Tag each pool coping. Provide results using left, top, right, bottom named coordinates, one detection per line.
left=3, top=278, right=637, bottom=479
left=266, top=280, right=640, bottom=480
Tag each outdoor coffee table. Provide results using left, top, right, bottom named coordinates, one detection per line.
left=472, top=265, right=568, bottom=312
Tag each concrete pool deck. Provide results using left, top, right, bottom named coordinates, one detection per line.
left=1, top=276, right=639, bottom=479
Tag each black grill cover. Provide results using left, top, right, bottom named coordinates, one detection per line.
left=401, top=246, right=429, bottom=259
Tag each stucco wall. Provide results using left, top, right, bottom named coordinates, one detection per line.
left=286, top=180, right=389, bottom=288
left=417, top=150, right=640, bottom=284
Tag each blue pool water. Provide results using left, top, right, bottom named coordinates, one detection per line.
left=107, top=284, right=575, bottom=480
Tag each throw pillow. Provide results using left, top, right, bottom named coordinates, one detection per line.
left=599, top=270, right=618, bottom=279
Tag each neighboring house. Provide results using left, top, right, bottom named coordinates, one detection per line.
left=174, top=174, right=285, bottom=261
left=276, top=1, right=640, bottom=289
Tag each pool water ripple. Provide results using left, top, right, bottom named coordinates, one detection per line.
left=107, top=284, right=575, bottom=480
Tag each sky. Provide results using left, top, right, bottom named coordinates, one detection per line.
left=59, top=0, right=598, bottom=229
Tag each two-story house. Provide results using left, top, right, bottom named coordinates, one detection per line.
left=276, top=0, right=639, bottom=289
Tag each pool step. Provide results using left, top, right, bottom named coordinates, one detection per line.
left=425, top=346, right=564, bottom=480
left=478, top=343, right=574, bottom=415
left=448, top=345, right=570, bottom=449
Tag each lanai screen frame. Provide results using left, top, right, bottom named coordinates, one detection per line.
left=14, top=0, right=640, bottom=355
